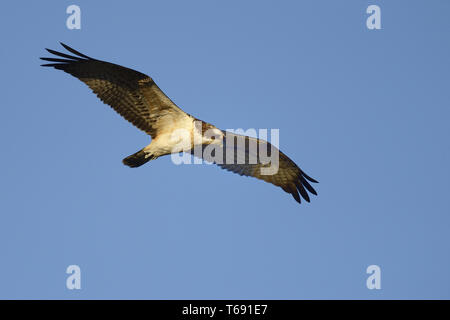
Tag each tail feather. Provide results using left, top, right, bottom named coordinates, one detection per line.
left=122, top=149, right=153, bottom=168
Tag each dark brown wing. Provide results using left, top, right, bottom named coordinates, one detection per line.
left=197, top=131, right=318, bottom=204
left=40, top=43, right=190, bottom=138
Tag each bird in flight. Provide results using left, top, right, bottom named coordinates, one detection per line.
left=41, top=43, right=318, bottom=204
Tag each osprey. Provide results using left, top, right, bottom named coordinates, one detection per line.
left=41, top=43, right=318, bottom=204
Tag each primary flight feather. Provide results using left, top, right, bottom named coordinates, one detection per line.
left=41, top=43, right=318, bottom=204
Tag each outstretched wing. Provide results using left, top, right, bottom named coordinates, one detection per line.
left=40, top=43, right=190, bottom=138
left=197, top=131, right=318, bottom=204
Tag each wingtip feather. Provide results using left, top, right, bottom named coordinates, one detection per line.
left=291, top=191, right=301, bottom=204
left=302, top=171, right=319, bottom=184
left=59, top=42, right=93, bottom=59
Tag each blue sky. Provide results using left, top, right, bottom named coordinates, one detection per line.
left=1, top=0, right=449, bottom=299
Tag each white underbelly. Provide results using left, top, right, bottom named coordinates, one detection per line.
left=150, top=128, right=193, bottom=155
